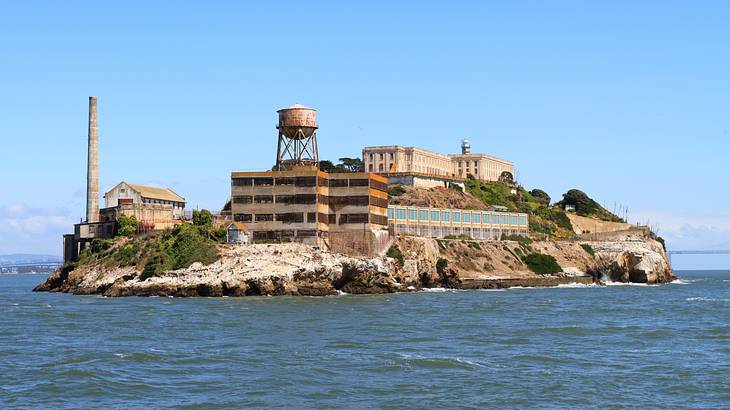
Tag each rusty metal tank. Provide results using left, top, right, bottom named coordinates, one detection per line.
left=277, top=103, right=318, bottom=139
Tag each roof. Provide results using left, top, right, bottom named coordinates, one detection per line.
left=125, top=183, right=185, bottom=203
left=227, top=222, right=250, bottom=232
left=279, top=103, right=315, bottom=111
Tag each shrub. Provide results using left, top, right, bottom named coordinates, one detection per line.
left=656, top=236, right=666, bottom=251
left=386, top=245, right=405, bottom=267
left=530, top=189, right=551, bottom=205
left=448, top=182, right=463, bottom=193
left=483, top=262, right=494, bottom=271
left=388, top=184, right=407, bottom=197
left=192, top=209, right=213, bottom=227
left=502, top=234, right=533, bottom=246
left=114, top=243, right=141, bottom=266
left=90, top=238, right=113, bottom=254
left=580, top=244, right=595, bottom=257
left=522, top=253, right=562, bottom=275
left=557, top=189, right=622, bottom=222
left=436, top=258, right=448, bottom=274
left=117, top=214, right=139, bottom=237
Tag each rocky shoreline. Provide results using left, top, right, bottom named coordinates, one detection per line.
left=34, top=232, right=674, bottom=297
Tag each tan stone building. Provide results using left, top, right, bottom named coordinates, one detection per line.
left=362, top=140, right=514, bottom=183
left=104, top=182, right=186, bottom=219
left=230, top=166, right=389, bottom=255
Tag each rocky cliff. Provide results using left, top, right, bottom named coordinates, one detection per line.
left=35, top=230, right=674, bottom=297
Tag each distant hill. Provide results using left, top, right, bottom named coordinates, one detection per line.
left=0, top=254, right=62, bottom=265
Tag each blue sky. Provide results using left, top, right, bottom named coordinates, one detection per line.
left=1, top=1, right=729, bottom=269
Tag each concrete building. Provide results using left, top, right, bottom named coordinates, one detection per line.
left=362, top=140, right=515, bottom=185
left=104, top=182, right=186, bottom=220
left=230, top=166, right=389, bottom=255
left=387, top=205, right=529, bottom=239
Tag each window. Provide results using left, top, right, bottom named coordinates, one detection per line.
left=294, top=176, right=316, bottom=187
left=349, top=179, right=369, bottom=187
left=430, top=211, right=440, bottom=221
left=452, top=211, right=461, bottom=222
left=254, top=195, right=273, bottom=204
left=329, top=179, right=349, bottom=187
left=389, top=153, right=394, bottom=160
left=419, top=210, right=429, bottom=221
left=275, top=177, right=295, bottom=185
left=232, top=177, right=253, bottom=186
left=307, top=212, right=316, bottom=222
left=492, top=214, right=500, bottom=224
left=474, top=213, right=480, bottom=224
left=379, top=164, right=384, bottom=172
left=463, top=213, right=471, bottom=223
left=512, top=216, right=518, bottom=225
left=441, top=211, right=450, bottom=222
left=255, top=214, right=273, bottom=222
left=519, top=216, right=527, bottom=226
left=368, top=164, right=373, bottom=172
left=369, top=154, right=374, bottom=161
left=232, top=195, right=252, bottom=204
left=387, top=208, right=394, bottom=219
left=234, top=214, right=252, bottom=222
left=409, top=209, right=417, bottom=220
left=253, top=177, right=273, bottom=186
left=340, top=213, right=369, bottom=224
left=276, top=213, right=304, bottom=223
left=396, top=209, right=406, bottom=220
left=379, top=153, right=384, bottom=160
left=502, top=215, right=509, bottom=225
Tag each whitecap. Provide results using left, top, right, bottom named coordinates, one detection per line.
left=114, top=353, right=127, bottom=358
left=335, top=290, right=349, bottom=296
left=555, top=283, right=600, bottom=288
left=422, top=287, right=448, bottom=292
left=671, top=279, right=690, bottom=285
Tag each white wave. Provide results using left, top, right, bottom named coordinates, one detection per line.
left=555, top=283, right=600, bottom=288
left=670, top=279, right=690, bottom=285
left=686, top=297, right=730, bottom=302
left=114, top=353, right=127, bottom=358
left=603, top=281, right=656, bottom=287
left=335, top=290, right=349, bottom=296
left=422, top=287, right=448, bottom=292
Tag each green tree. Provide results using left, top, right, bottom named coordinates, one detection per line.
left=318, top=160, right=339, bottom=172
left=530, top=189, right=551, bottom=205
left=192, top=209, right=213, bottom=227
left=338, top=157, right=364, bottom=172
left=116, top=214, right=139, bottom=237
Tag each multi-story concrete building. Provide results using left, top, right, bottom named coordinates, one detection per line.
left=230, top=166, right=389, bottom=255
left=387, top=205, right=529, bottom=239
left=362, top=140, right=515, bottom=184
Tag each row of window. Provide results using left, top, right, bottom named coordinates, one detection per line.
left=387, top=208, right=528, bottom=226
left=232, top=194, right=387, bottom=208
left=233, top=212, right=386, bottom=225
left=233, top=176, right=384, bottom=191
left=391, top=224, right=529, bottom=239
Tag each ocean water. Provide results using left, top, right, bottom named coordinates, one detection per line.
left=1, top=271, right=729, bottom=409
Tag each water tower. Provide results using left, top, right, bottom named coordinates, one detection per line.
left=275, top=104, right=319, bottom=170
left=461, top=138, right=471, bottom=154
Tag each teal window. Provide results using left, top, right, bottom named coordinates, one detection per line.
left=387, top=208, right=394, bottom=219
left=409, top=209, right=418, bottom=220
left=492, top=214, right=500, bottom=224
left=452, top=212, right=461, bottom=222
left=519, top=216, right=527, bottom=226
left=473, top=213, right=480, bottom=224
left=396, top=209, right=406, bottom=220
left=511, top=216, right=518, bottom=225
left=441, top=211, right=450, bottom=222
left=463, top=212, right=471, bottom=223
left=419, top=210, right=429, bottom=221
left=431, top=211, right=440, bottom=221
left=502, top=215, right=509, bottom=224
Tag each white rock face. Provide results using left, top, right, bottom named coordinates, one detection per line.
left=590, top=236, right=674, bottom=283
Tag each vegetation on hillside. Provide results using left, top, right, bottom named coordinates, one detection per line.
left=522, top=253, right=562, bottom=275
left=557, top=189, right=623, bottom=222
left=65, top=209, right=226, bottom=282
left=464, top=177, right=575, bottom=239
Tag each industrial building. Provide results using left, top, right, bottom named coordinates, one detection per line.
left=63, top=97, right=187, bottom=262
left=362, top=139, right=515, bottom=186
left=388, top=205, right=529, bottom=239
left=231, top=104, right=389, bottom=255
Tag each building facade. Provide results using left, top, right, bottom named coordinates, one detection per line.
left=362, top=143, right=515, bottom=183
left=387, top=205, right=529, bottom=239
left=104, top=182, right=186, bottom=219
left=230, top=166, right=389, bottom=255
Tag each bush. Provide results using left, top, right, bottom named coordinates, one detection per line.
left=114, top=243, right=141, bottom=266
left=436, top=258, right=448, bottom=274
left=530, top=189, right=551, bottom=205
left=386, top=245, right=405, bottom=267
left=117, top=214, right=139, bottom=237
left=557, top=189, right=622, bottom=222
left=388, top=184, right=407, bottom=197
left=192, top=209, right=213, bottom=227
left=448, top=182, right=463, bottom=193
left=90, top=238, right=113, bottom=254
left=580, top=244, right=595, bottom=257
left=656, top=236, right=666, bottom=251
left=522, top=253, right=562, bottom=275
left=502, top=234, right=533, bottom=246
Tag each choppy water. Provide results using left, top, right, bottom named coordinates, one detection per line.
left=1, top=271, right=729, bottom=409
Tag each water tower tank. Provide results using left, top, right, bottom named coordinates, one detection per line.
left=275, top=104, right=320, bottom=170
left=461, top=138, right=471, bottom=154
left=277, top=104, right=318, bottom=139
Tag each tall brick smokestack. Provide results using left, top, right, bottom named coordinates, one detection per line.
left=86, top=96, right=99, bottom=223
